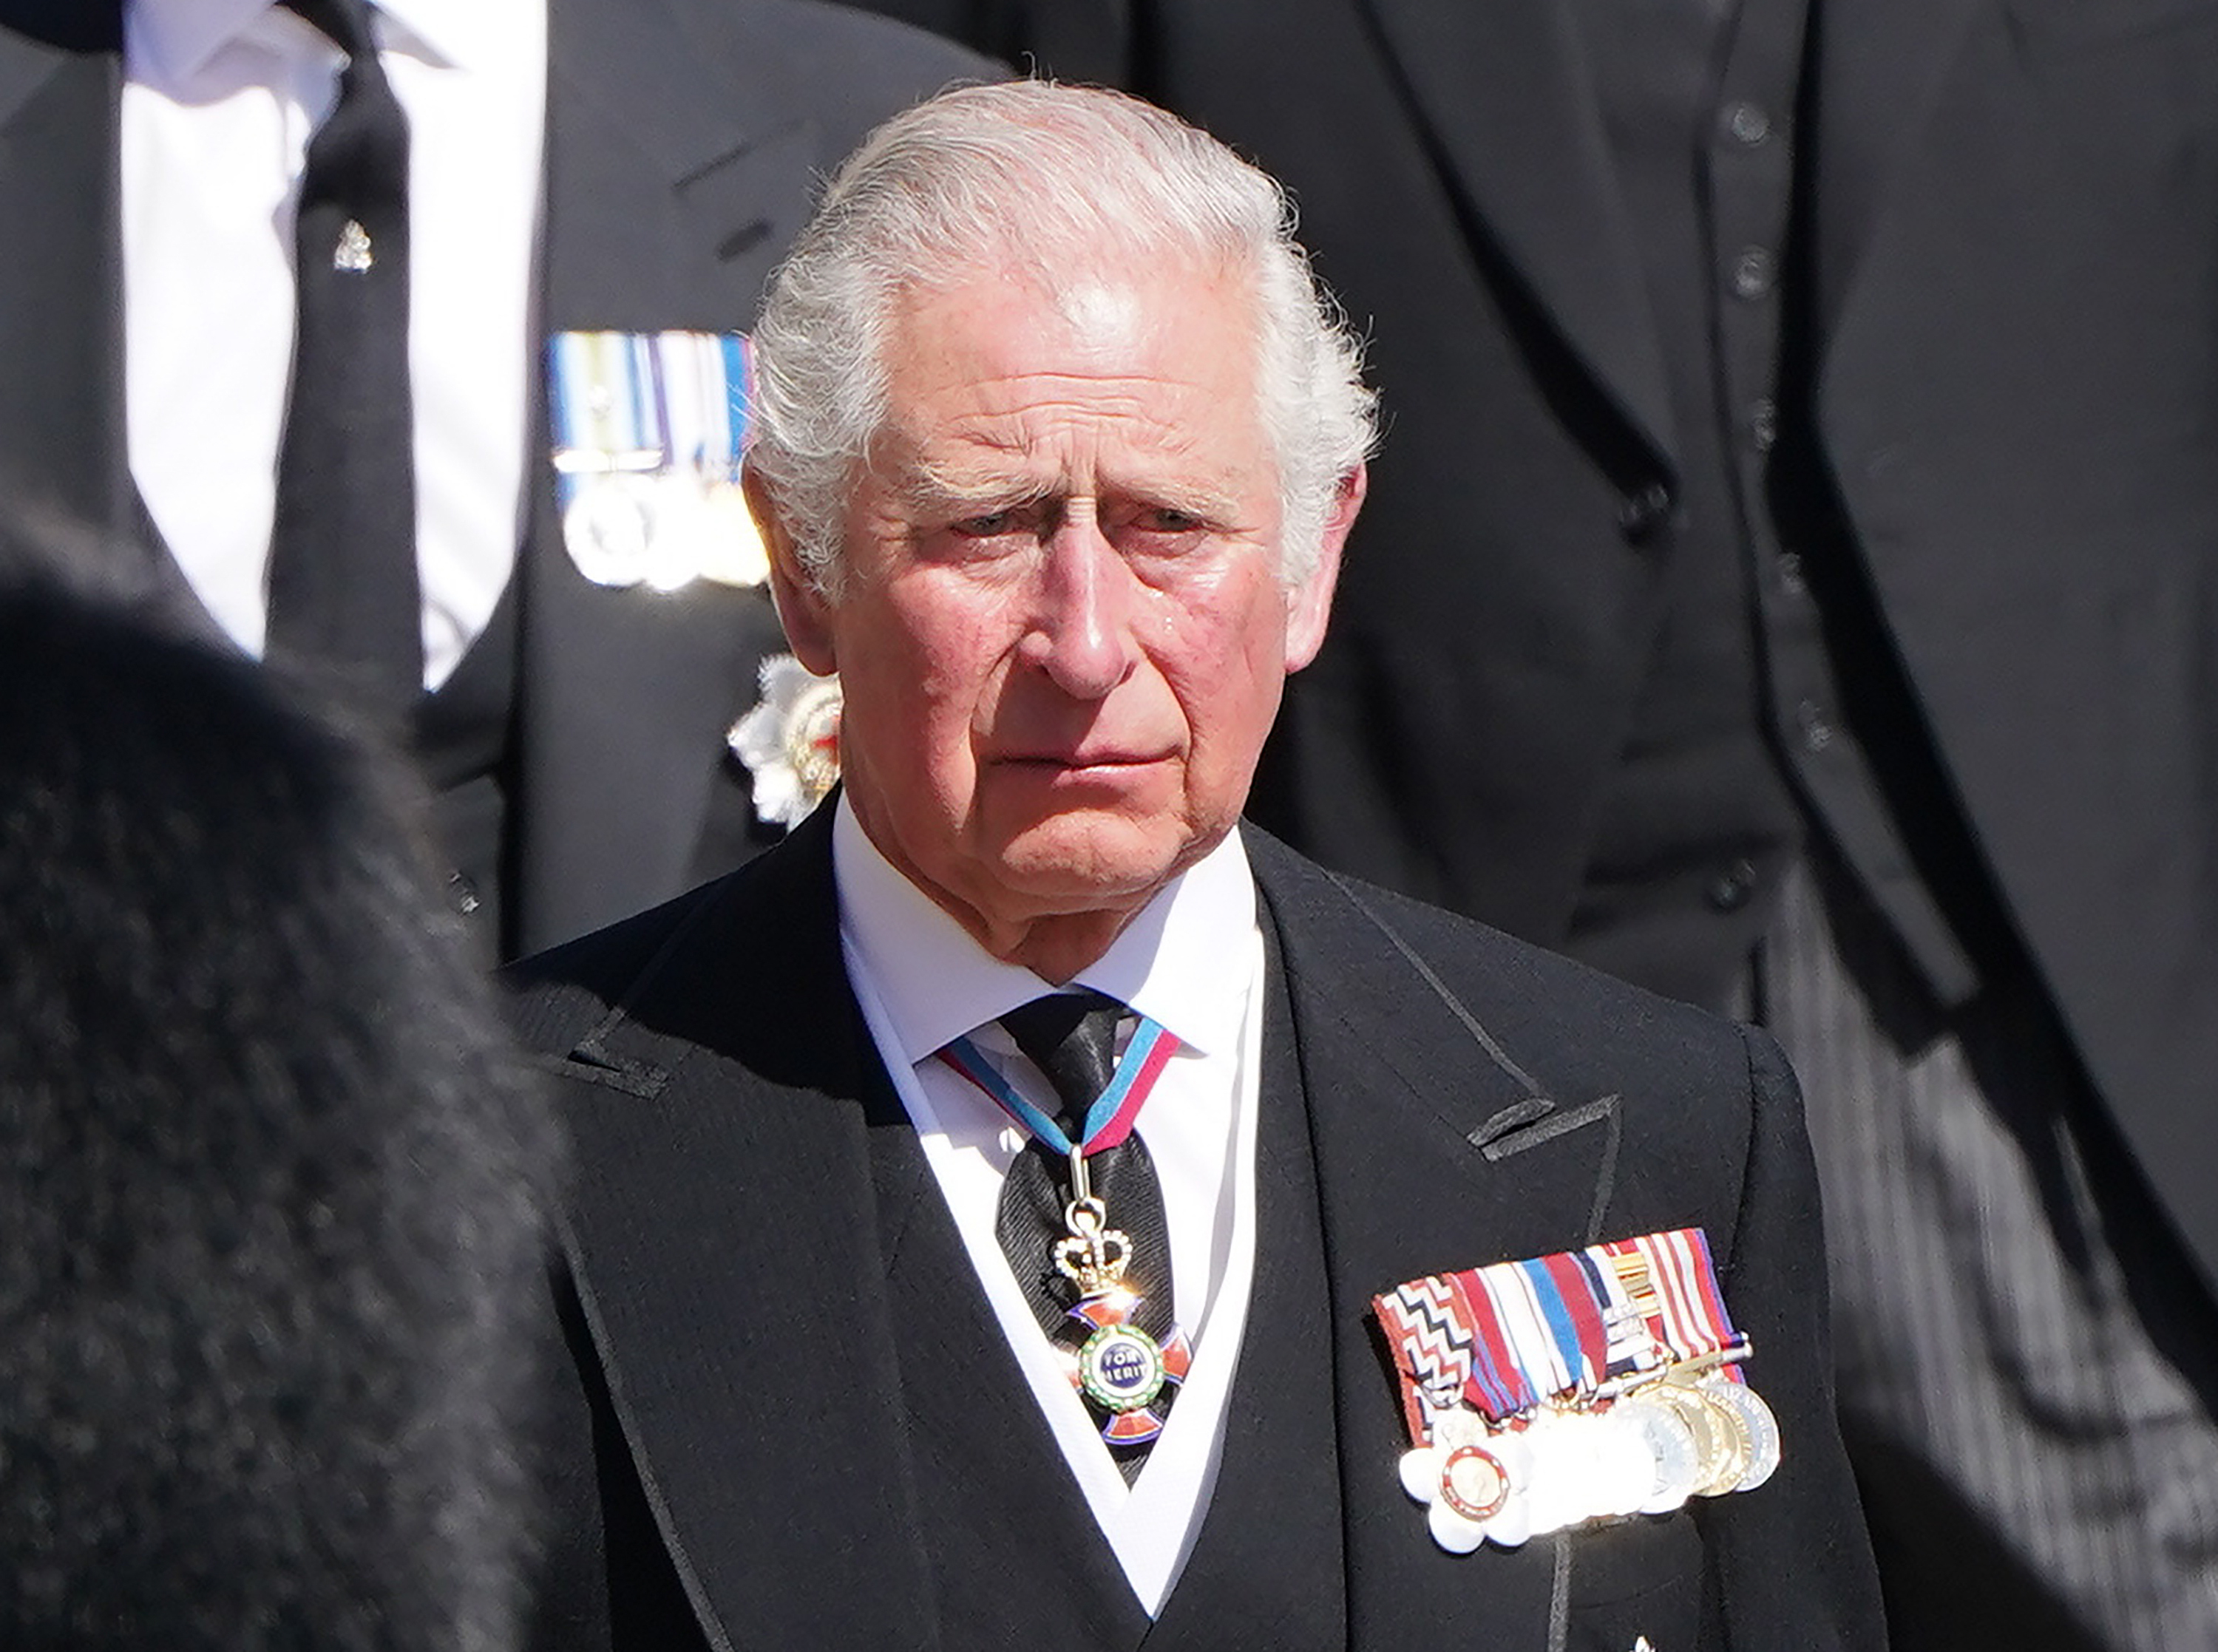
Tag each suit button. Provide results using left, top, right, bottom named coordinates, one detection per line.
left=447, top=871, right=483, bottom=916
left=1731, top=246, right=1774, bottom=299
left=1707, top=858, right=1759, bottom=912
left=1749, top=397, right=1777, bottom=452
left=1618, top=481, right=1673, bottom=543
left=1777, top=550, right=1805, bottom=595
left=1797, top=698, right=1836, bottom=752
left=1723, top=101, right=1773, bottom=146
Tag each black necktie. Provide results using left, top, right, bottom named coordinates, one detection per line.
left=992, top=992, right=1177, bottom=1477
left=265, top=0, right=421, bottom=716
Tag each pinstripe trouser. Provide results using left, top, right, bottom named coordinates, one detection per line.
left=1753, top=857, right=2218, bottom=1651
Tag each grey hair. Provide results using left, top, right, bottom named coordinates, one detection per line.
left=747, top=80, right=1377, bottom=595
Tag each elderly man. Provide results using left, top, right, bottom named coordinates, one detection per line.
left=512, top=82, right=1884, bottom=1651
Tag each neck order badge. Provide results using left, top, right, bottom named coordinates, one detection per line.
left=942, top=1013, right=1193, bottom=1447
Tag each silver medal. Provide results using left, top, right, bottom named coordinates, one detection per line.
left=1706, top=1378, right=1783, bottom=1492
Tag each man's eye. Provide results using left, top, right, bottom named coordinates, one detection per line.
left=1143, top=509, right=1203, bottom=532
left=952, top=511, right=1017, bottom=538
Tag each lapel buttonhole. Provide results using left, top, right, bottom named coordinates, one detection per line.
left=541, top=1036, right=671, bottom=1100
left=1468, top=1095, right=1555, bottom=1152
left=717, top=218, right=771, bottom=262
left=1473, top=1094, right=1619, bottom=1163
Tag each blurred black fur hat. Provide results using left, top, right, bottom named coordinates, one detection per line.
left=0, top=516, right=556, bottom=1650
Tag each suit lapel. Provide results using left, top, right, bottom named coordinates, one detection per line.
left=0, top=8, right=142, bottom=564
left=1360, top=0, right=1678, bottom=472
left=1810, top=0, right=1984, bottom=362
left=546, top=815, right=941, bottom=1651
left=1248, top=834, right=1625, bottom=1645
left=540, top=0, right=821, bottom=330
left=514, top=0, right=814, bottom=951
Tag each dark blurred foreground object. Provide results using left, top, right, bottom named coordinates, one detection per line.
left=0, top=540, right=557, bottom=1650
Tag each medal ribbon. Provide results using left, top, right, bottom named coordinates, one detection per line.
left=940, top=1015, right=1181, bottom=1160
left=1374, top=1225, right=1744, bottom=1447
left=1577, top=1245, right=1661, bottom=1379
left=1482, top=1260, right=1575, bottom=1398
left=1448, top=1270, right=1539, bottom=1422
left=1374, top=1276, right=1479, bottom=1441
left=1536, top=1251, right=1614, bottom=1390
left=1599, top=1228, right=1746, bottom=1377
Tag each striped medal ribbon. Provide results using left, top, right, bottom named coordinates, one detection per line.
left=1596, top=1228, right=1748, bottom=1377
left=940, top=1016, right=1178, bottom=1166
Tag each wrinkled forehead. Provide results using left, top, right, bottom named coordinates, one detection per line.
left=1049, top=279, right=1149, bottom=354
left=872, top=259, right=1273, bottom=467
left=879, top=247, right=1268, bottom=395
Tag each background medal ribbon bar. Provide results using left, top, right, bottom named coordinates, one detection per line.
left=547, top=329, right=769, bottom=591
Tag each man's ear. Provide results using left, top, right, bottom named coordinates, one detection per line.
left=745, top=464, right=838, bottom=676
left=1284, top=461, right=1364, bottom=672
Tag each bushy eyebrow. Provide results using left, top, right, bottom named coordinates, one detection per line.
left=889, top=459, right=1247, bottom=531
left=890, top=459, right=1052, bottom=517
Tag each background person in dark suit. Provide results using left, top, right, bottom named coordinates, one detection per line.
left=509, top=81, right=1884, bottom=1651
left=0, top=532, right=556, bottom=1649
left=0, top=0, right=990, bottom=962
left=844, top=1, right=2218, bottom=1645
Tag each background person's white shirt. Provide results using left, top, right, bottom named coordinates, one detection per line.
left=834, top=798, right=1265, bottom=1616
left=122, top=0, right=546, bottom=690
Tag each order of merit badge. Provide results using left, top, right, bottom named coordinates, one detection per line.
left=1373, top=1227, right=1780, bottom=1553
left=940, top=1016, right=1193, bottom=1448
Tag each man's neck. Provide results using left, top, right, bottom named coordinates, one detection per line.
left=831, top=796, right=1256, bottom=1070
left=997, top=911, right=1139, bottom=985
left=847, top=802, right=1224, bottom=984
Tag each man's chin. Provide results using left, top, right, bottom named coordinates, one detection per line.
left=980, top=807, right=1204, bottom=918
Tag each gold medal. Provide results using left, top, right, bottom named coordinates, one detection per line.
left=1656, top=1381, right=1750, bottom=1497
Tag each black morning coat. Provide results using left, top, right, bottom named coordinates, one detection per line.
left=509, top=806, right=1887, bottom=1650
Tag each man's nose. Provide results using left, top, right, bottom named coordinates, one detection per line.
left=1022, top=512, right=1138, bottom=699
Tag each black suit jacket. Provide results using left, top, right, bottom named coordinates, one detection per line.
left=508, top=810, right=1884, bottom=1649
left=0, top=0, right=989, bottom=956
left=862, top=0, right=2218, bottom=1298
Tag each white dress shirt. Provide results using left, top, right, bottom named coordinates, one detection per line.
left=121, top=0, right=546, bottom=689
left=834, top=799, right=1266, bottom=1617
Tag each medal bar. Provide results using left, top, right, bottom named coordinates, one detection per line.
left=1374, top=1225, right=1783, bottom=1554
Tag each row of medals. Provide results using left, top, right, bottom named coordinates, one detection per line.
left=1405, top=1353, right=1782, bottom=1551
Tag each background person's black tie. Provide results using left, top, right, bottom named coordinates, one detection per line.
left=992, top=991, right=1177, bottom=1476
left=266, top=0, right=421, bottom=717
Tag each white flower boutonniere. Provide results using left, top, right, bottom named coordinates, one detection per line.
left=728, top=654, right=841, bottom=829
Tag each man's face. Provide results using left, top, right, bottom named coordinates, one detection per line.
left=767, top=257, right=1357, bottom=962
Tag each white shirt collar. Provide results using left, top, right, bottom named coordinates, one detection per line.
left=127, top=0, right=271, bottom=83
left=376, top=0, right=503, bottom=73
left=126, top=0, right=506, bottom=84
left=832, top=796, right=1257, bottom=1067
